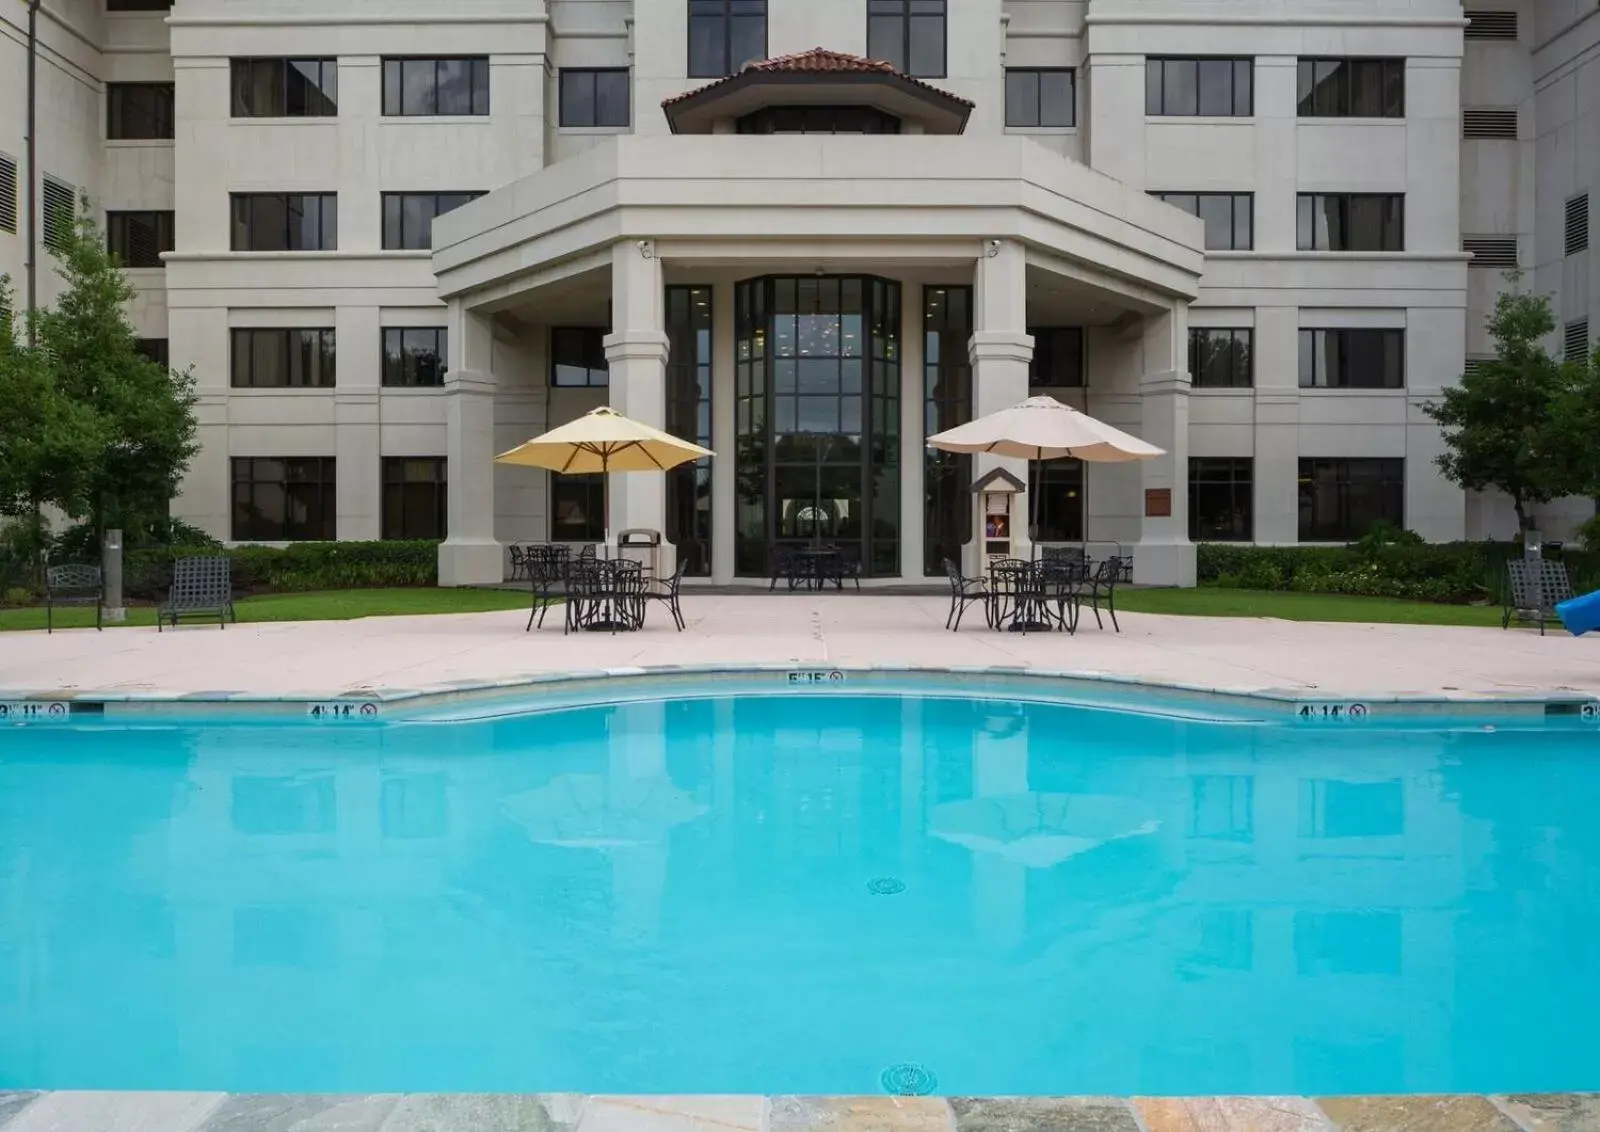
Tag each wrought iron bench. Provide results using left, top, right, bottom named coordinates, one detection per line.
left=157, top=555, right=236, bottom=631
left=1503, top=558, right=1573, bottom=636
left=45, top=564, right=104, bottom=633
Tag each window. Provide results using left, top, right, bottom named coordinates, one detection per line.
left=382, top=327, right=447, bottom=387
left=231, top=59, right=338, bottom=117
left=1027, top=459, right=1084, bottom=542
left=42, top=176, right=74, bottom=253
left=559, top=69, right=630, bottom=128
left=867, top=0, right=946, bottom=79
left=1005, top=69, right=1075, bottom=128
left=551, top=327, right=609, bottom=387
left=1189, top=328, right=1253, bottom=388
left=1297, top=58, right=1405, bottom=117
left=382, top=58, right=490, bottom=116
left=382, top=457, right=447, bottom=541
left=1297, top=193, right=1404, bottom=251
left=688, top=0, right=767, bottom=78
left=1568, top=193, right=1590, bottom=256
left=380, top=192, right=483, bottom=251
left=106, top=210, right=174, bottom=268
left=232, top=457, right=337, bottom=542
left=666, top=285, right=714, bottom=576
left=1298, top=457, right=1404, bottom=541
left=1299, top=329, right=1404, bottom=389
left=924, top=285, right=973, bottom=575
left=1567, top=319, right=1592, bottom=363
left=1028, top=327, right=1084, bottom=387
left=106, top=0, right=171, bottom=9
left=107, top=83, right=174, bottom=139
left=0, top=153, right=15, bottom=233
left=1145, top=58, right=1253, bottom=117
left=736, top=106, right=901, bottom=134
left=1189, top=457, right=1253, bottom=541
left=1153, top=192, right=1254, bottom=250
left=231, top=328, right=337, bottom=388
left=135, top=338, right=168, bottom=367
left=1462, top=237, right=1517, bottom=269
left=1462, top=108, right=1517, bottom=139
left=1463, top=10, right=1518, bottom=39
left=230, top=193, right=337, bottom=251
left=551, top=473, right=605, bottom=542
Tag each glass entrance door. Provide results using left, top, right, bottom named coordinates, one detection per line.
left=774, top=439, right=865, bottom=555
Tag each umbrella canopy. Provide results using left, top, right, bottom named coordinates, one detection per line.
left=926, top=395, right=1164, bottom=463
left=495, top=406, right=714, bottom=474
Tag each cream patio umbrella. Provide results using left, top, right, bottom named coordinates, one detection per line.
left=926, top=394, right=1164, bottom=559
left=496, top=406, right=714, bottom=545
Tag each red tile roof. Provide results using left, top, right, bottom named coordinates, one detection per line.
left=661, top=47, right=974, bottom=108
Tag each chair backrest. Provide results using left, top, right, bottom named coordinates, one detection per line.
left=1507, top=558, right=1574, bottom=613
left=1097, top=556, right=1129, bottom=585
left=1041, top=546, right=1087, bottom=568
left=170, top=555, right=232, bottom=602
left=943, top=557, right=962, bottom=586
left=46, top=563, right=101, bottom=595
left=578, top=544, right=597, bottom=561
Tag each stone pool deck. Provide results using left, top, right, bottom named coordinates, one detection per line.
left=1, top=1092, right=1599, bottom=1132
left=3, top=594, right=1598, bottom=702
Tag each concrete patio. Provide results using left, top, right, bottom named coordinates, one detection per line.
left=3, top=594, right=1597, bottom=701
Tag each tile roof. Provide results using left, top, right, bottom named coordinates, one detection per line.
left=661, top=47, right=975, bottom=108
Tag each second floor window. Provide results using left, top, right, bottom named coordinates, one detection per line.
left=107, top=210, right=174, bottom=268
left=688, top=0, right=767, bottom=78
left=381, top=192, right=483, bottom=251
left=232, top=328, right=337, bottom=388
left=1297, top=193, right=1404, bottom=251
left=1153, top=192, right=1254, bottom=250
left=1005, top=69, right=1075, bottom=128
left=552, top=327, right=609, bottom=387
left=1028, top=327, right=1084, bottom=388
left=559, top=69, right=630, bottom=128
left=1146, top=58, right=1253, bottom=117
left=107, top=83, right=174, bottom=139
left=1298, top=58, right=1405, bottom=118
left=382, top=58, right=490, bottom=117
left=868, top=0, right=945, bottom=79
left=382, top=327, right=448, bottom=387
left=1299, top=328, right=1405, bottom=389
left=231, top=193, right=337, bottom=251
left=1189, top=328, right=1253, bottom=388
left=231, top=59, right=338, bottom=118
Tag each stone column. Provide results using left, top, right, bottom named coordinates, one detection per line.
left=604, top=240, right=673, bottom=568
left=969, top=239, right=1034, bottom=572
left=1135, top=306, right=1197, bottom=586
left=899, top=280, right=926, bottom=583
left=437, top=302, right=502, bottom=586
left=335, top=305, right=381, bottom=541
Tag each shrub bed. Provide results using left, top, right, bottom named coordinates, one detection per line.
left=122, top=540, right=440, bottom=600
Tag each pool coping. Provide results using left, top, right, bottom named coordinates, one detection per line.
left=1, top=1091, right=1597, bottom=1131
left=4, top=662, right=1600, bottom=725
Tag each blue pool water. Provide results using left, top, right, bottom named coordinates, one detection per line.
left=2, top=690, right=1598, bottom=1097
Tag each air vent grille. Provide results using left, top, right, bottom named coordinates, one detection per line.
left=41, top=176, right=75, bottom=252
left=1567, top=193, right=1590, bottom=256
left=1464, top=10, right=1518, bottom=38
left=0, top=154, right=16, bottom=233
left=1463, top=107, right=1518, bottom=139
left=1463, top=237, right=1518, bottom=268
left=1566, top=319, right=1591, bottom=362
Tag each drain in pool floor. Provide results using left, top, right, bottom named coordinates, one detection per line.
left=881, top=1063, right=937, bottom=1096
left=867, top=876, right=906, bottom=895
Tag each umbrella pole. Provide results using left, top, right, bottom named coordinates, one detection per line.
left=1031, top=447, right=1041, bottom=562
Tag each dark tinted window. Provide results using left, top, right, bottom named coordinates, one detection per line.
left=867, top=0, right=945, bottom=78
left=106, top=210, right=174, bottom=268
left=735, top=105, right=901, bottom=134
left=1028, top=327, right=1084, bottom=387
left=381, top=58, right=490, bottom=116
left=1146, top=58, right=1253, bottom=116
left=1190, top=457, right=1253, bottom=541
left=1005, top=69, right=1075, bottom=128
left=1297, top=193, right=1404, bottom=251
left=1298, top=458, right=1404, bottom=541
left=107, top=83, right=174, bottom=138
left=382, top=327, right=448, bottom=387
left=551, top=473, right=605, bottom=541
left=230, top=193, right=337, bottom=251
left=559, top=69, right=631, bottom=128
left=232, top=457, right=337, bottom=542
left=380, top=192, right=483, bottom=251
left=1027, top=459, right=1084, bottom=542
left=1189, top=328, right=1253, bottom=388
left=231, top=328, right=337, bottom=388
left=231, top=59, right=338, bottom=117
left=135, top=338, right=169, bottom=366
left=551, top=327, right=609, bottom=387
left=1299, top=329, right=1405, bottom=389
left=688, top=0, right=767, bottom=78
left=1298, top=58, right=1404, bottom=117
left=1153, top=192, right=1253, bottom=250
left=382, top=457, right=447, bottom=540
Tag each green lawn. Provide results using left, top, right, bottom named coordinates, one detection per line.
left=1116, top=586, right=1506, bottom=627
left=0, top=586, right=532, bottom=632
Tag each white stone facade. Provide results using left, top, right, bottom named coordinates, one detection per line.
left=0, top=0, right=1596, bottom=586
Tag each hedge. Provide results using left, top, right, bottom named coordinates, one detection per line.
left=1197, top=541, right=1600, bottom=604
left=122, top=540, right=440, bottom=600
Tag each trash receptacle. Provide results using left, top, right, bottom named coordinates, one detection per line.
left=618, top=528, right=662, bottom=576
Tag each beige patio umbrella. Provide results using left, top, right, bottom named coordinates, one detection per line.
left=496, top=406, right=714, bottom=542
left=926, top=395, right=1164, bottom=557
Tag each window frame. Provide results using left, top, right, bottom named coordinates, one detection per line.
left=1153, top=191, right=1254, bottom=250
left=551, top=326, right=610, bottom=387
left=558, top=68, right=632, bottom=129
left=1188, top=327, right=1254, bottom=389
left=106, top=210, right=174, bottom=269
left=1297, top=457, right=1405, bottom=542
left=550, top=472, right=607, bottom=543
left=229, top=192, right=337, bottom=252
left=230, top=58, right=339, bottom=118
left=231, top=327, right=338, bottom=389
left=1028, top=326, right=1085, bottom=388
left=1145, top=57, right=1254, bottom=117
left=381, top=57, right=491, bottom=117
left=1189, top=457, right=1254, bottom=542
left=1298, top=328, right=1406, bottom=390
left=867, top=0, right=947, bottom=80
left=381, top=456, right=448, bottom=541
left=106, top=82, right=174, bottom=139
left=687, top=0, right=768, bottom=79
left=380, top=192, right=485, bottom=251
left=382, top=327, right=449, bottom=388
left=1296, top=58, right=1406, bottom=118
left=231, top=456, right=338, bottom=542
left=1296, top=193, right=1405, bottom=252
left=1004, top=68, right=1076, bottom=129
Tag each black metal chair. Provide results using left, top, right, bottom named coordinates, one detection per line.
left=943, top=557, right=988, bottom=631
left=834, top=544, right=863, bottom=592
left=1503, top=559, right=1573, bottom=635
left=769, top=546, right=801, bottom=592
left=1080, top=555, right=1128, bottom=632
left=157, top=555, right=235, bottom=631
left=1039, top=559, right=1089, bottom=634
left=650, top=558, right=689, bottom=631
left=524, top=550, right=564, bottom=631
left=45, top=564, right=104, bottom=633
left=508, top=544, right=530, bottom=582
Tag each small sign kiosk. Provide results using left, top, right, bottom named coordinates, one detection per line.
left=969, top=468, right=1027, bottom=571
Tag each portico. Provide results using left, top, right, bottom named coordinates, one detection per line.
left=431, top=131, right=1205, bottom=588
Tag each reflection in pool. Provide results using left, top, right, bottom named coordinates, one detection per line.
left=1, top=693, right=1597, bottom=1096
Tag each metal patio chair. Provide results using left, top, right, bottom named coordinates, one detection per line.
left=157, top=555, right=235, bottom=631
left=45, top=564, right=104, bottom=633
left=943, top=557, right=988, bottom=631
left=1503, top=558, right=1573, bottom=636
left=649, top=558, right=689, bottom=631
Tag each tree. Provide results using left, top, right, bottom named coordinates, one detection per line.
left=30, top=203, right=199, bottom=541
left=1425, top=282, right=1599, bottom=537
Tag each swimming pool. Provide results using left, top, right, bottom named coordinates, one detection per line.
left=2, top=682, right=1597, bottom=1098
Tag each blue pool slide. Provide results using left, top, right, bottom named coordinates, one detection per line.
left=1557, top=589, right=1600, bottom=635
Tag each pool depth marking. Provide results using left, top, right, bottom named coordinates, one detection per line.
left=306, top=701, right=382, bottom=720
left=0, top=701, right=71, bottom=722
left=787, top=670, right=847, bottom=685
